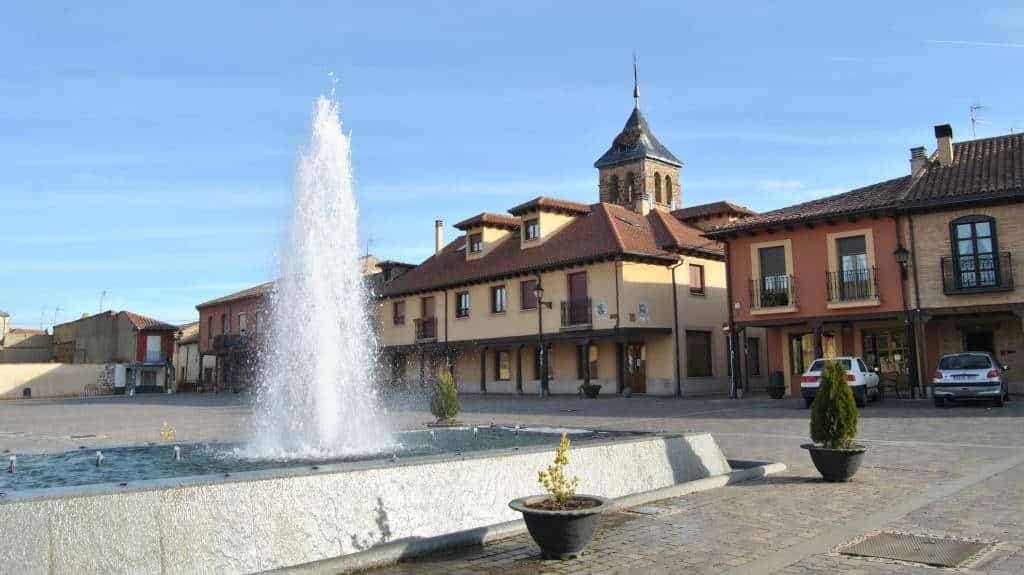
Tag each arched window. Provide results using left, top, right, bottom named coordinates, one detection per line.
left=664, top=175, right=672, bottom=205
left=654, top=172, right=662, bottom=203
left=951, top=215, right=999, bottom=289
left=625, top=172, right=635, bottom=202
left=609, top=175, right=620, bottom=203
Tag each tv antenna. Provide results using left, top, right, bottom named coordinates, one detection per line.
left=970, top=104, right=990, bottom=138
left=99, top=289, right=107, bottom=313
left=52, top=306, right=62, bottom=328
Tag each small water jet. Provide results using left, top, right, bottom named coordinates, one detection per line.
left=6, top=455, right=14, bottom=473
left=94, top=451, right=104, bottom=467
left=172, top=446, right=181, bottom=462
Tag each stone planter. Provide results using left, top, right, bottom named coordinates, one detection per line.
left=801, top=443, right=866, bottom=482
left=509, top=495, right=610, bottom=559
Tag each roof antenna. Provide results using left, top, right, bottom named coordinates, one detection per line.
left=633, top=51, right=640, bottom=109
left=970, top=104, right=990, bottom=138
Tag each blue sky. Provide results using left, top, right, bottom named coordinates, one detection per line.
left=3, top=2, right=1023, bottom=328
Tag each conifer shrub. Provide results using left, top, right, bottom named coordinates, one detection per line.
left=810, top=360, right=859, bottom=449
left=430, top=371, right=460, bottom=421
left=537, top=433, right=580, bottom=510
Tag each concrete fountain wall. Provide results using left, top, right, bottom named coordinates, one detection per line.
left=0, top=432, right=730, bottom=575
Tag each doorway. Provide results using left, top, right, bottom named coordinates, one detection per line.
left=963, top=330, right=995, bottom=356
left=626, top=342, right=646, bottom=394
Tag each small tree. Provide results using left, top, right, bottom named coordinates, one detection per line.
left=538, top=433, right=580, bottom=509
left=430, top=371, right=460, bottom=421
left=810, top=361, right=859, bottom=448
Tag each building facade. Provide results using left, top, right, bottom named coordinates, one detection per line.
left=709, top=124, right=1024, bottom=397
left=196, top=282, right=272, bottom=392
left=379, top=101, right=766, bottom=396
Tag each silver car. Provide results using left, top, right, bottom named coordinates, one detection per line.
left=932, top=352, right=1010, bottom=408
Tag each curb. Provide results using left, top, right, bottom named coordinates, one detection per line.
left=266, top=459, right=786, bottom=575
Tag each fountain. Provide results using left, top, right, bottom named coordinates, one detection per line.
left=246, top=95, right=394, bottom=460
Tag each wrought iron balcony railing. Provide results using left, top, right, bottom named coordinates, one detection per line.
left=560, top=298, right=592, bottom=327
left=414, top=317, right=437, bottom=341
left=941, top=252, right=1014, bottom=294
left=749, top=275, right=796, bottom=310
left=826, top=267, right=879, bottom=303
left=213, top=333, right=248, bottom=350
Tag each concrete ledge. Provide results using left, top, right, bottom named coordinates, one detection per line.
left=268, top=459, right=786, bottom=575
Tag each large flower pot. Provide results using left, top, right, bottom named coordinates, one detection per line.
left=581, top=384, right=601, bottom=399
left=801, top=443, right=866, bottom=482
left=509, top=495, right=610, bottom=559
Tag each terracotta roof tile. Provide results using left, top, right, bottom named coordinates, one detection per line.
left=452, top=213, right=522, bottom=231
left=382, top=201, right=720, bottom=297
left=508, top=196, right=593, bottom=216
left=196, top=281, right=274, bottom=309
left=176, top=321, right=200, bottom=344
left=122, top=311, right=177, bottom=332
left=904, top=133, right=1024, bottom=205
left=671, top=201, right=756, bottom=221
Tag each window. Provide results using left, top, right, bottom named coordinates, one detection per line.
left=857, top=358, right=869, bottom=374
left=625, top=172, right=636, bottom=200
left=664, top=175, right=672, bottom=205
left=952, top=216, right=998, bottom=288
left=836, top=235, right=870, bottom=300
left=686, top=331, right=713, bottom=377
left=495, top=350, right=511, bottom=380
left=524, top=219, right=539, bottom=241
left=221, top=314, right=228, bottom=334
left=254, top=310, right=263, bottom=337
left=654, top=173, right=662, bottom=204
left=576, top=344, right=599, bottom=379
left=689, top=264, right=705, bottom=295
left=520, top=279, right=538, bottom=310
left=237, top=313, right=248, bottom=336
left=610, top=174, right=620, bottom=202
left=392, top=301, right=405, bottom=325
left=455, top=291, right=470, bottom=318
left=491, top=285, right=507, bottom=313
left=468, top=233, right=483, bottom=253
left=747, top=337, right=761, bottom=376
left=534, top=347, right=554, bottom=379
left=207, top=316, right=213, bottom=342
left=758, top=246, right=790, bottom=307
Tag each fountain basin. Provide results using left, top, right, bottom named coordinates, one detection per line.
left=0, top=431, right=731, bottom=575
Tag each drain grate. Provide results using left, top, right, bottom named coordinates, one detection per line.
left=840, top=532, right=991, bottom=567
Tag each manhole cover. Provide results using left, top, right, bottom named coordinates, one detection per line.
left=840, top=532, right=992, bottom=567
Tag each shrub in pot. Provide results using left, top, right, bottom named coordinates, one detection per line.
left=801, top=361, right=865, bottom=482
left=578, top=382, right=601, bottom=398
left=509, top=433, right=609, bottom=559
left=428, top=371, right=461, bottom=425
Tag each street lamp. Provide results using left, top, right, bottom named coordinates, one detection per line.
left=893, top=244, right=918, bottom=398
left=533, top=281, right=553, bottom=397
left=894, top=246, right=909, bottom=278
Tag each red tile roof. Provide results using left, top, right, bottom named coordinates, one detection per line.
left=122, top=311, right=178, bottom=332
left=671, top=201, right=756, bottom=222
left=382, top=202, right=722, bottom=297
left=196, top=281, right=275, bottom=309
left=904, top=133, right=1024, bottom=206
left=452, top=213, right=521, bottom=231
left=508, top=196, right=593, bottom=216
left=176, top=321, right=200, bottom=344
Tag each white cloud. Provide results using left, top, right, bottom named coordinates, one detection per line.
left=927, top=39, right=1024, bottom=49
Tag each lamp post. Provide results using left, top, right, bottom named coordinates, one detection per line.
left=533, top=281, right=553, bottom=397
left=894, top=245, right=919, bottom=398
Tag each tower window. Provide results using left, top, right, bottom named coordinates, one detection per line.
left=664, top=175, right=672, bottom=205
left=654, top=173, right=662, bottom=203
left=626, top=172, right=635, bottom=202
left=524, top=219, right=539, bottom=241
left=468, top=233, right=483, bottom=253
left=609, top=175, right=620, bottom=203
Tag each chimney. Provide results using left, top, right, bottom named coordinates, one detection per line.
left=934, top=124, right=954, bottom=165
left=434, top=220, right=444, bottom=253
left=909, top=146, right=928, bottom=176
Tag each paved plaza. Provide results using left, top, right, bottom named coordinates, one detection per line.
left=2, top=393, right=1023, bottom=574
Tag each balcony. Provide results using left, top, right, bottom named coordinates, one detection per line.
left=941, top=252, right=1014, bottom=295
left=560, top=298, right=592, bottom=329
left=213, top=333, right=249, bottom=350
left=826, top=267, right=879, bottom=304
left=749, top=275, right=797, bottom=311
left=143, top=350, right=168, bottom=363
left=414, top=317, right=437, bottom=342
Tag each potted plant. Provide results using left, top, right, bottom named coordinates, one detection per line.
left=801, top=361, right=865, bottom=482
left=427, top=371, right=461, bottom=427
left=509, top=433, right=609, bottom=559
left=578, top=382, right=601, bottom=399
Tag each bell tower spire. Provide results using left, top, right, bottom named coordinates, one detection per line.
left=633, top=51, right=640, bottom=110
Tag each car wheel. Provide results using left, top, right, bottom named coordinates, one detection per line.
left=934, top=397, right=945, bottom=408
left=856, top=389, right=867, bottom=408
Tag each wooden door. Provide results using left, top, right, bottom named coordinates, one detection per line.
left=626, top=342, right=646, bottom=393
left=421, top=296, right=435, bottom=318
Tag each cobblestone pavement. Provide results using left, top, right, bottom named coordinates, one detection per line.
left=2, top=393, right=1023, bottom=573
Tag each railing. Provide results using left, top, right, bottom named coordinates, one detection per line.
left=213, top=333, right=248, bottom=350
left=941, top=252, right=1014, bottom=294
left=749, top=275, right=797, bottom=310
left=560, top=298, right=592, bottom=327
left=143, top=350, right=168, bottom=363
left=826, top=267, right=879, bottom=303
left=415, top=317, right=437, bottom=341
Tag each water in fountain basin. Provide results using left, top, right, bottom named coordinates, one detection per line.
left=246, top=95, right=393, bottom=459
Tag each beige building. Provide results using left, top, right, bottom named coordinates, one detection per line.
left=379, top=99, right=765, bottom=396
left=0, top=312, right=53, bottom=363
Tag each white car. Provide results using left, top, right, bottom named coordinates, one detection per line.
left=800, top=356, right=880, bottom=409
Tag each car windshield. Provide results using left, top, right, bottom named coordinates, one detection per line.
left=939, top=354, right=992, bottom=370
left=808, top=359, right=852, bottom=372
